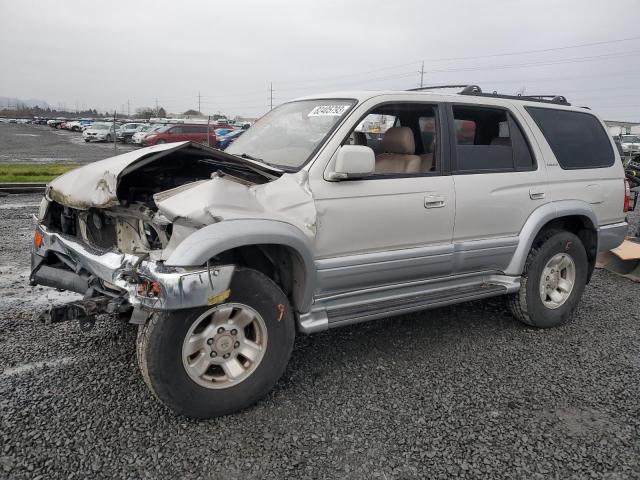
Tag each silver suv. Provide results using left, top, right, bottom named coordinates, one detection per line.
left=31, top=85, right=629, bottom=418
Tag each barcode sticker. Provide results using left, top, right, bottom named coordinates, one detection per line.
left=308, top=105, right=349, bottom=117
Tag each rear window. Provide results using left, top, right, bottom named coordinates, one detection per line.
left=525, top=107, right=614, bottom=169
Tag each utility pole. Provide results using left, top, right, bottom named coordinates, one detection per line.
left=155, top=97, right=159, bottom=117
left=113, top=110, right=118, bottom=155
left=198, top=91, right=201, bottom=113
left=127, top=99, right=130, bottom=117
left=269, top=83, right=274, bottom=110
left=420, top=61, right=425, bottom=89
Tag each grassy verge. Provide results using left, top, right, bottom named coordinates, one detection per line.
left=0, top=163, right=80, bottom=183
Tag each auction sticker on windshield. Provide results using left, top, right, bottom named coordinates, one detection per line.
left=308, top=105, right=349, bottom=116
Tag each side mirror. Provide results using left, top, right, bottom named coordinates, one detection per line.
left=328, top=145, right=375, bottom=181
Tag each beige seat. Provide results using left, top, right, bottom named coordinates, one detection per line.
left=375, top=127, right=421, bottom=174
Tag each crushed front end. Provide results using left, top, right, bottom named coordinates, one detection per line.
left=30, top=216, right=235, bottom=327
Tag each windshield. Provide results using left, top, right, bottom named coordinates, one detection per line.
left=92, top=124, right=110, bottom=130
left=622, top=136, right=640, bottom=143
left=226, top=99, right=355, bottom=168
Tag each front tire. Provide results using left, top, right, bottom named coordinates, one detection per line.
left=136, top=268, right=295, bottom=418
left=105, top=134, right=112, bottom=142
left=508, top=231, right=588, bottom=328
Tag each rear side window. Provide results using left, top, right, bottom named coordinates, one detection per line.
left=452, top=106, right=535, bottom=173
left=525, top=107, right=614, bottom=169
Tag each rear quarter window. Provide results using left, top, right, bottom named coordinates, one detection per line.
left=525, top=107, right=614, bottom=169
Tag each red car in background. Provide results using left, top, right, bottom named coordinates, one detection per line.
left=142, top=124, right=231, bottom=146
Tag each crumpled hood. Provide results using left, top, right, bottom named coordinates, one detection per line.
left=154, top=170, right=317, bottom=239
left=46, top=142, right=191, bottom=209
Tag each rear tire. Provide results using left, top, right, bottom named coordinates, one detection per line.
left=508, top=231, right=588, bottom=328
left=106, top=134, right=112, bottom=142
left=136, top=268, right=295, bottom=418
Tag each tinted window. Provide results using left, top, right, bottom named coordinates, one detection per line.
left=526, top=107, right=614, bottom=169
left=170, top=126, right=182, bottom=134
left=452, top=106, right=534, bottom=172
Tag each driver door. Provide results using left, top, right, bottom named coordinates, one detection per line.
left=311, top=102, right=455, bottom=295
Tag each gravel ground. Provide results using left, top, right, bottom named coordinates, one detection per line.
left=0, top=123, right=135, bottom=164
left=0, top=192, right=639, bottom=479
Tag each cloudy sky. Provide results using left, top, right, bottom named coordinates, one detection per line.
left=1, top=0, right=640, bottom=120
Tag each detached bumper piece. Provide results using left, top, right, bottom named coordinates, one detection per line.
left=43, top=297, right=130, bottom=332
left=31, top=224, right=235, bottom=321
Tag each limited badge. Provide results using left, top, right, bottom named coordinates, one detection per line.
left=207, top=289, right=231, bottom=305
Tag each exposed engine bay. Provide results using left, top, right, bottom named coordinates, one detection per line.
left=41, top=142, right=278, bottom=256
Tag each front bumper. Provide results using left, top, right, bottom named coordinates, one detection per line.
left=31, top=224, right=234, bottom=311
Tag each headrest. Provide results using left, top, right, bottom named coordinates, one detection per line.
left=352, top=131, right=367, bottom=146
left=498, top=121, right=509, bottom=138
left=381, top=127, right=415, bottom=154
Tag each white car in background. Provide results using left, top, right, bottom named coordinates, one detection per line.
left=64, top=121, right=84, bottom=132
left=131, top=124, right=164, bottom=145
left=620, top=135, right=640, bottom=156
left=82, top=123, right=118, bottom=142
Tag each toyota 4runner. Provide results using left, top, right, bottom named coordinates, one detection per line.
left=30, top=85, right=629, bottom=418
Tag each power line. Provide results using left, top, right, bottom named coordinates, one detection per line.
left=275, top=34, right=640, bottom=86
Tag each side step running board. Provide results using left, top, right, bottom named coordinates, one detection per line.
left=326, top=284, right=507, bottom=328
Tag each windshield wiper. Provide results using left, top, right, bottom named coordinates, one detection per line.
left=239, top=153, right=263, bottom=162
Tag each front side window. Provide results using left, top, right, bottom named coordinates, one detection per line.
left=226, top=99, right=355, bottom=169
left=526, top=107, right=614, bottom=169
left=452, top=105, right=534, bottom=172
left=343, top=103, right=440, bottom=176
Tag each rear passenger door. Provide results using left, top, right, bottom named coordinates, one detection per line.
left=446, top=103, right=548, bottom=274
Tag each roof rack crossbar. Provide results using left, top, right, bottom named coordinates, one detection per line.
left=406, top=84, right=571, bottom=106
left=406, top=84, right=480, bottom=93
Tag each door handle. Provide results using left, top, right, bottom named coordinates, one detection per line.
left=529, top=188, right=546, bottom=200
left=424, top=195, right=445, bottom=208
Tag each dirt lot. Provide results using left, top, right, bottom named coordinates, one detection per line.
left=0, top=129, right=639, bottom=479
left=0, top=122, right=136, bottom=164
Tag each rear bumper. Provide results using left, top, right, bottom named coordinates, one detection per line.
left=30, top=224, right=234, bottom=311
left=598, top=221, right=628, bottom=252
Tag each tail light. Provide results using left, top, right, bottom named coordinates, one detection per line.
left=624, top=178, right=631, bottom=213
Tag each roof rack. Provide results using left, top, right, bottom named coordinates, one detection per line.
left=407, top=84, right=482, bottom=94
left=407, top=84, right=571, bottom=106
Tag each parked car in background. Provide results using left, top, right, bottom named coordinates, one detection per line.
left=117, top=122, right=146, bottom=143
left=620, top=135, right=640, bottom=156
left=142, top=124, right=218, bottom=146
left=214, top=128, right=233, bottom=138
left=131, top=124, right=162, bottom=145
left=64, top=121, right=84, bottom=132
left=82, top=123, right=118, bottom=142
left=216, top=129, right=245, bottom=149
